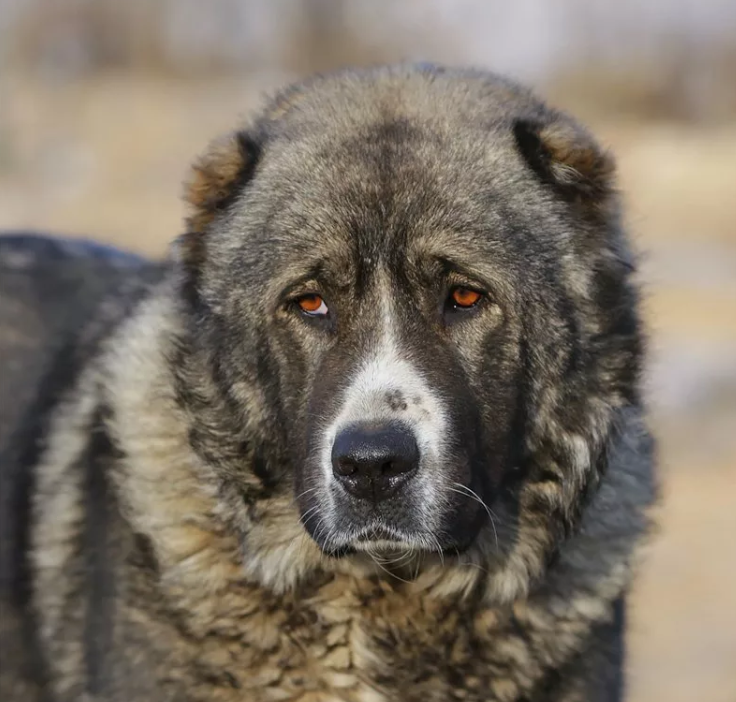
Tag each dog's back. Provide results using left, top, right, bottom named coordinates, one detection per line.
left=0, top=234, right=162, bottom=699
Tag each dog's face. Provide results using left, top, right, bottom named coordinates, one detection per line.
left=179, top=67, right=642, bottom=579
left=264, top=166, right=521, bottom=556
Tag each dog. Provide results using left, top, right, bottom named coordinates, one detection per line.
left=0, top=64, right=656, bottom=701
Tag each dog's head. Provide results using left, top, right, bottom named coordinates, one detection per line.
left=175, top=65, right=643, bottom=594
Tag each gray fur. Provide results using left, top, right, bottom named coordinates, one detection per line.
left=0, top=64, right=656, bottom=701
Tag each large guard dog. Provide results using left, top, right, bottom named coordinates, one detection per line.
left=0, top=65, right=656, bottom=702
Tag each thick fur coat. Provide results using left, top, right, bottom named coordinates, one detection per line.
left=0, top=65, right=656, bottom=702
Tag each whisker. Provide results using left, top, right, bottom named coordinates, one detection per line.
left=365, top=549, right=413, bottom=584
left=448, top=483, right=499, bottom=550
left=413, top=547, right=425, bottom=580
left=292, top=485, right=320, bottom=505
left=429, top=533, right=445, bottom=567
left=299, top=504, right=322, bottom=525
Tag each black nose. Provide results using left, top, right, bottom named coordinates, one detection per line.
left=331, top=422, right=419, bottom=502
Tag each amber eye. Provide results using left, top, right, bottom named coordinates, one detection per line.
left=449, top=287, right=482, bottom=309
left=296, top=294, right=329, bottom=316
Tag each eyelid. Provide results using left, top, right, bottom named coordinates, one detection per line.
left=282, top=280, right=321, bottom=305
left=445, top=270, right=484, bottom=288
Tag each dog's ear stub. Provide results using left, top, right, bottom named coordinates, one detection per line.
left=513, top=117, right=616, bottom=203
left=176, top=131, right=260, bottom=308
left=183, top=130, right=261, bottom=235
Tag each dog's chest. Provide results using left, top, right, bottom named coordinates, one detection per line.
left=171, top=578, right=518, bottom=702
left=171, top=578, right=382, bottom=702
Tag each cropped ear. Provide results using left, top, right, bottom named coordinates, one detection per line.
left=176, top=131, right=260, bottom=306
left=183, top=130, right=261, bottom=235
left=513, top=117, right=616, bottom=204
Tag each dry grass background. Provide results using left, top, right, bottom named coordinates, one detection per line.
left=0, top=2, right=735, bottom=700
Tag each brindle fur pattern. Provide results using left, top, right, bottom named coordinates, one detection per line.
left=0, top=65, right=656, bottom=701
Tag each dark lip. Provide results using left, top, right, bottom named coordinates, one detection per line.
left=318, top=526, right=476, bottom=559
left=355, top=526, right=401, bottom=542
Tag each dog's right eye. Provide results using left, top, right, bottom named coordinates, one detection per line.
left=295, top=294, right=329, bottom=317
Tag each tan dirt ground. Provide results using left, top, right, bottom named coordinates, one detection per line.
left=1, top=74, right=735, bottom=702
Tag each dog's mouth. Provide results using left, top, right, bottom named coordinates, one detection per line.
left=320, top=519, right=477, bottom=560
left=328, top=523, right=421, bottom=553
left=301, top=513, right=434, bottom=557
left=355, top=525, right=406, bottom=542
left=298, top=474, right=490, bottom=559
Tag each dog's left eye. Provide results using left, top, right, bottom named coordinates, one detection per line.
left=448, top=286, right=482, bottom=309
left=296, top=294, right=329, bottom=316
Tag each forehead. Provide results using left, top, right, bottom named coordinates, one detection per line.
left=246, top=118, right=530, bottom=276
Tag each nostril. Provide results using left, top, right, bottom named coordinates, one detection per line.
left=335, top=458, right=357, bottom=477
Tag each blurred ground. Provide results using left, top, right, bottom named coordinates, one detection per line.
left=1, top=70, right=735, bottom=702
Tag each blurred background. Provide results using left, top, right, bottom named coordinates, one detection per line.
left=0, top=1, right=734, bottom=700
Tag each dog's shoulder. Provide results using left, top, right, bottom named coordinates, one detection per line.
left=0, top=233, right=163, bottom=443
